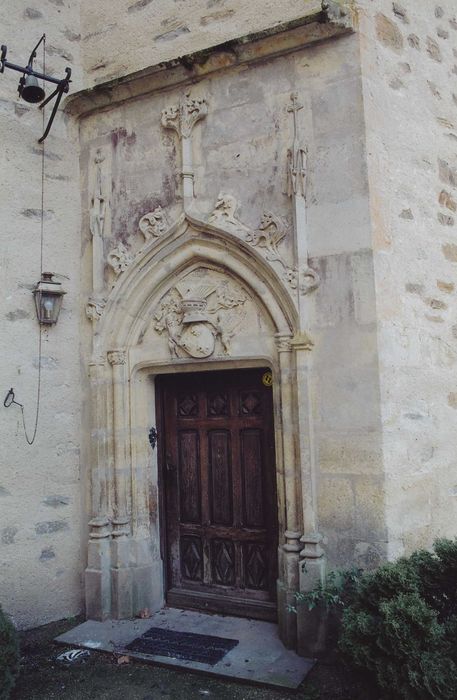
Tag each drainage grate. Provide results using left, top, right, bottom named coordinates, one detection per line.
left=124, top=627, right=239, bottom=666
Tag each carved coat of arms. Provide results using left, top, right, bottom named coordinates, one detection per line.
left=153, top=272, right=247, bottom=359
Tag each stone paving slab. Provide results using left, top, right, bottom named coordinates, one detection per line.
left=55, top=608, right=314, bottom=689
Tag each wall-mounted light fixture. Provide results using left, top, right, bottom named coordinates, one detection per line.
left=0, top=35, right=71, bottom=142
left=33, top=272, right=66, bottom=325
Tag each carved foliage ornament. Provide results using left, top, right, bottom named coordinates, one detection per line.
left=139, top=206, right=168, bottom=242
left=107, top=350, right=126, bottom=365
left=107, top=242, right=134, bottom=276
left=161, top=92, right=208, bottom=139
left=154, top=270, right=247, bottom=359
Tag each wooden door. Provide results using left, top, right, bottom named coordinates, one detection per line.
left=157, top=368, right=278, bottom=621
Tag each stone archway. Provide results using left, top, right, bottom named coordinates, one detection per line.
left=84, top=214, right=315, bottom=649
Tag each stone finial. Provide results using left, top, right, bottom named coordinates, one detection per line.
left=161, top=91, right=208, bottom=139
left=89, top=149, right=107, bottom=240
left=287, top=93, right=307, bottom=198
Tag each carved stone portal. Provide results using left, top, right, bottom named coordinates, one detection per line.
left=153, top=268, right=248, bottom=359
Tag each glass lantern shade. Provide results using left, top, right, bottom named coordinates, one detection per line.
left=33, top=272, right=66, bottom=325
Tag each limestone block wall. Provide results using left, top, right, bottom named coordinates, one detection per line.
left=358, top=0, right=457, bottom=557
left=0, top=2, right=83, bottom=628
left=80, top=0, right=321, bottom=87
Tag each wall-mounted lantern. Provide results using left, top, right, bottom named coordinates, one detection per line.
left=33, top=272, right=66, bottom=325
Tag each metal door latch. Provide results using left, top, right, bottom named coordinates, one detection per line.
left=148, top=426, right=158, bottom=450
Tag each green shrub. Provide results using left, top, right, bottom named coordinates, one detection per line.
left=339, top=539, right=457, bottom=700
left=0, top=605, right=19, bottom=700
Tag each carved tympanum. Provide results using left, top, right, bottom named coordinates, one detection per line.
left=153, top=269, right=248, bottom=359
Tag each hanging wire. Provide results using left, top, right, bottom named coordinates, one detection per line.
left=19, top=34, right=46, bottom=445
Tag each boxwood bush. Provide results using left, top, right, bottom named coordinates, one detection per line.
left=339, top=539, right=457, bottom=700
left=0, top=605, right=19, bottom=700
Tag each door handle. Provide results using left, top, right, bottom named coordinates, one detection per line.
left=166, top=454, right=175, bottom=473
left=148, top=426, right=158, bottom=450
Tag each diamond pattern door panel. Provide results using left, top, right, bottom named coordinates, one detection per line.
left=159, top=368, right=278, bottom=621
left=181, top=536, right=203, bottom=581
left=212, top=539, right=236, bottom=586
left=243, top=542, right=268, bottom=590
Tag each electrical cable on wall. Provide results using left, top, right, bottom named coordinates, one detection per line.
left=3, top=36, right=47, bottom=445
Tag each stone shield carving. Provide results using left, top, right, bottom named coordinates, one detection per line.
left=153, top=269, right=248, bottom=359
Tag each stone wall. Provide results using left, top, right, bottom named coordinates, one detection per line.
left=358, top=0, right=457, bottom=557
left=80, top=0, right=321, bottom=87
left=0, top=1, right=83, bottom=628
left=2, top=0, right=457, bottom=631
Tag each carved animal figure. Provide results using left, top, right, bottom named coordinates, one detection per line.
left=246, top=212, right=287, bottom=266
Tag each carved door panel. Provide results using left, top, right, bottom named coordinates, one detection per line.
left=158, top=368, right=278, bottom=621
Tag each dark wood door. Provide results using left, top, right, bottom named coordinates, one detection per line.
left=157, top=368, right=278, bottom=621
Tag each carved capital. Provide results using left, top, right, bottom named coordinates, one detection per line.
left=290, top=331, right=314, bottom=351
left=275, top=333, right=293, bottom=353
left=107, top=350, right=126, bottom=366
left=161, top=91, right=208, bottom=139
